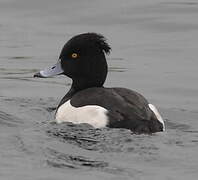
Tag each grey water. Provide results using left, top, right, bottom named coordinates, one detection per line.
left=1, top=0, right=198, bottom=179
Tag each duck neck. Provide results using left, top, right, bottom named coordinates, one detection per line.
left=57, top=77, right=105, bottom=108
left=71, top=77, right=104, bottom=91
left=57, top=86, right=77, bottom=108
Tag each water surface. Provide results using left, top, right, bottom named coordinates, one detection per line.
left=0, top=0, right=198, bottom=179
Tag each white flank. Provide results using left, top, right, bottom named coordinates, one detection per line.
left=148, top=104, right=165, bottom=131
left=55, top=100, right=108, bottom=128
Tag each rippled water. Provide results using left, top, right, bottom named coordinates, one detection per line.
left=1, top=0, right=198, bottom=179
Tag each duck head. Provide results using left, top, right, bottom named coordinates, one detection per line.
left=34, top=33, right=111, bottom=90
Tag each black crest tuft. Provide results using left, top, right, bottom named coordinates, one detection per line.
left=70, top=33, right=111, bottom=55
left=87, top=33, right=111, bottom=54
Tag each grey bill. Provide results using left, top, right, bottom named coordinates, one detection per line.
left=34, top=59, right=64, bottom=78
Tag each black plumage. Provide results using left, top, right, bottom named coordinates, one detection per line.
left=34, top=33, right=164, bottom=134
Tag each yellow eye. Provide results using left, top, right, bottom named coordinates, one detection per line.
left=71, top=53, right=78, bottom=59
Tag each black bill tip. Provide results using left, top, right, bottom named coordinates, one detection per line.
left=34, top=72, right=44, bottom=78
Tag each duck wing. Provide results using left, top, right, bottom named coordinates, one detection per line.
left=70, top=87, right=163, bottom=133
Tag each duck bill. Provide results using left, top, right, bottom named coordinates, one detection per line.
left=34, top=60, right=64, bottom=78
